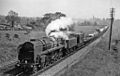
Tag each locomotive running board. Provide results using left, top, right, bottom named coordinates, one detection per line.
left=32, top=29, right=108, bottom=76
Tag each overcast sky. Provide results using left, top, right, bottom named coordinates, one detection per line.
left=0, top=0, right=120, bottom=19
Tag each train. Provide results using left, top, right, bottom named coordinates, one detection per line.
left=15, top=25, right=108, bottom=73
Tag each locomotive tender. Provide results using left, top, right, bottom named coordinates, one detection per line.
left=16, top=26, right=108, bottom=73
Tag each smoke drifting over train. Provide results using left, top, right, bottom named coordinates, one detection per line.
left=45, top=17, right=74, bottom=40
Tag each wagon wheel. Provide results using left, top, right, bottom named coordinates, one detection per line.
left=73, top=46, right=76, bottom=51
left=54, top=52, right=58, bottom=61
left=66, top=49, right=70, bottom=55
left=69, top=48, right=73, bottom=52
left=62, top=48, right=67, bottom=57
left=58, top=49, right=63, bottom=59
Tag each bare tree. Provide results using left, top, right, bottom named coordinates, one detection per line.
left=5, top=10, right=20, bottom=28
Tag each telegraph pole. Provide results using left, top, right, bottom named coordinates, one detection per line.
left=108, top=8, right=115, bottom=50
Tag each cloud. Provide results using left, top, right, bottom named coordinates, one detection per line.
left=0, top=0, right=120, bottom=18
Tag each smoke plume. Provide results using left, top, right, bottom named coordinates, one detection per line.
left=45, top=17, right=74, bottom=40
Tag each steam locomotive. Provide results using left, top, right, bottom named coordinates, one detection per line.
left=16, top=26, right=108, bottom=73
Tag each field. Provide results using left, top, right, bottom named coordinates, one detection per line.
left=0, top=19, right=120, bottom=76
left=60, top=20, right=120, bottom=76
left=74, top=24, right=104, bottom=34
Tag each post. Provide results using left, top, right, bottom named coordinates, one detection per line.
left=108, top=8, right=115, bottom=50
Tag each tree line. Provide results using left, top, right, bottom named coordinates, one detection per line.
left=0, top=10, right=66, bottom=31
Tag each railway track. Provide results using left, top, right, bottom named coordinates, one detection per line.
left=4, top=67, right=23, bottom=76
left=2, top=29, right=107, bottom=76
